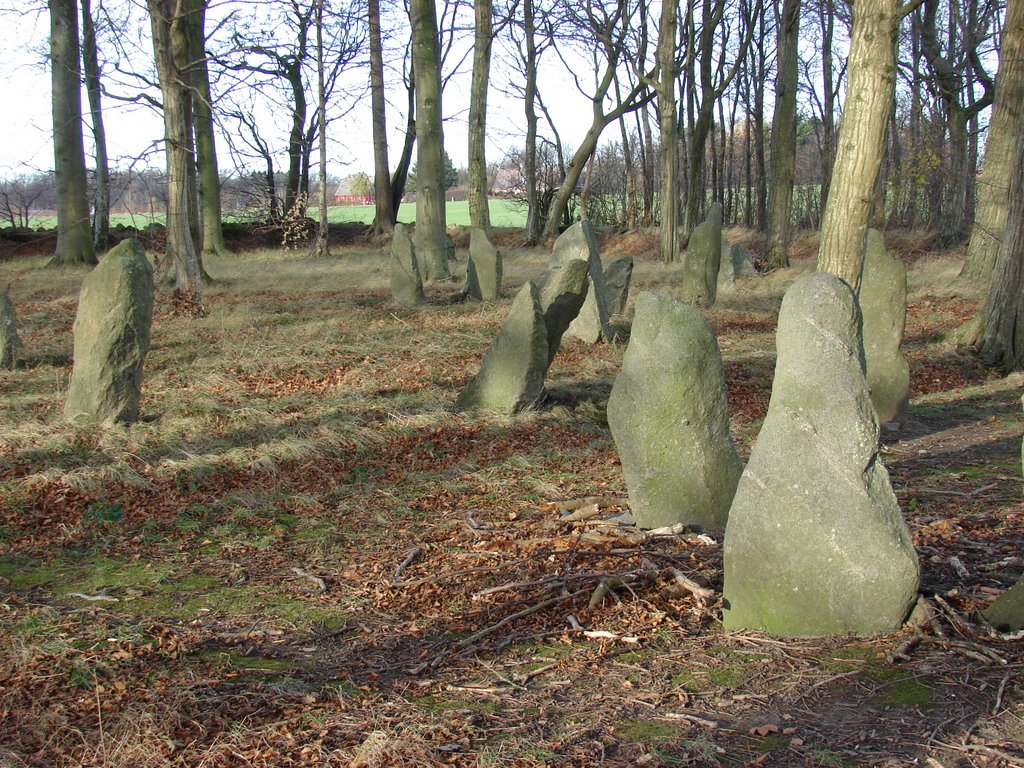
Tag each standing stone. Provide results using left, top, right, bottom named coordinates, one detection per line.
left=551, top=222, right=612, bottom=343
left=539, top=259, right=590, bottom=367
left=456, top=281, right=548, bottom=414
left=465, top=228, right=502, bottom=301
left=603, top=256, right=633, bottom=315
left=607, top=292, right=742, bottom=530
left=64, top=239, right=154, bottom=424
left=722, top=273, right=920, bottom=637
left=984, top=577, right=1024, bottom=632
left=718, top=242, right=757, bottom=291
left=0, top=288, right=20, bottom=370
left=860, top=229, right=910, bottom=425
left=681, top=203, right=723, bottom=308
left=389, top=223, right=425, bottom=306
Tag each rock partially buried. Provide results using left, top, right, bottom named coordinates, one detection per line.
left=539, top=259, right=589, bottom=367
left=64, top=239, right=154, bottom=424
left=603, top=256, right=633, bottom=316
left=389, top=223, right=425, bottom=306
left=722, top=272, right=919, bottom=636
left=456, top=281, right=548, bottom=414
left=607, top=292, right=742, bottom=530
left=860, top=229, right=910, bottom=425
left=0, top=288, right=20, bottom=369
left=549, top=222, right=612, bottom=343
left=681, top=204, right=723, bottom=308
left=465, top=228, right=502, bottom=301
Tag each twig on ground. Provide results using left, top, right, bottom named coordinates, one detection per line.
left=667, top=567, right=715, bottom=601
left=392, top=546, right=422, bottom=583
left=290, top=567, right=327, bottom=593
left=993, top=672, right=1011, bottom=715
left=948, top=556, right=970, bottom=579
left=67, top=593, right=119, bottom=602
left=548, top=496, right=627, bottom=513
left=560, top=503, right=602, bottom=523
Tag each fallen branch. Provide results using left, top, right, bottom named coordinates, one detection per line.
left=560, top=503, right=603, bottom=523
left=548, top=496, right=627, bottom=513
left=658, top=712, right=720, bottom=729
left=393, top=546, right=422, bottom=583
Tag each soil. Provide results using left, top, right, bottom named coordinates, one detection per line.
left=0, top=228, right=1021, bottom=767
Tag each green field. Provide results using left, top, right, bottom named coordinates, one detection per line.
left=13, top=199, right=529, bottom=231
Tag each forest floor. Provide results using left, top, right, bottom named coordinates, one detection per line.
left=0, top=228, right=1021, bottom=767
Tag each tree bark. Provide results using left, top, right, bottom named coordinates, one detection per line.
left=816, top=0, right=899, bottom=293
left=49, top=0, right=96, bottom=268
left=368, top=0, right=394, bottom=234
left=188, top=0, right=228, bottom=262
left=961, top=0, right=1024, bottom=283
left=522, top=0, right=542, bottom=244
left=467, top=0, right=493, bottom=230
left=410, top=0, right=449, bottom=281
left=80, top=0, right=109, bottom=253
left=313, top=0, right=329, bottom=258
left=149, top=0, right=203, bottom=302
left=656, top=0, right=679, bottom=262
left=765, top=0, right=800, bottom=268
left=977, top=122, right=1024, bottom=371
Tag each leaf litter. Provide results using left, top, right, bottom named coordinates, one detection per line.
left=0, top=243, right=1022, bottom=767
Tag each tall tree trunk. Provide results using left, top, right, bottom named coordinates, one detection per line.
left=149, top=0, right=202, bottom=302
left=313, top=0, right=329, bottom=258
left=467, top=0, right=492, bottom=230
left=284, top=34, right=308, bottom=217
left=961, top=0, right=1024, bottom=282
left=410, top=0, right=449, bottom=281
left=80, top=0, right=109, bottom=253
left=765, top=0, right=799, bottom=268
left=188, top=0, right=228, bottom=262
left=977, top=120, right=1024, bottom=371
left=368, top=0, right=395, bottom=234
left=522, top=0, right=542, bottom=244
left=656, top=0, right=679, bottom=261
left=816, top=0, right=898, bottom=292
left=49, top=0, right=96, bottom=267
left=390, top=70, right=416, bottom=214
left=818, top=0, right=836, bottom=214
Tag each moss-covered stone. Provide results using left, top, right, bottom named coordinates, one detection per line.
left=722, top=273, right=919, bottom=636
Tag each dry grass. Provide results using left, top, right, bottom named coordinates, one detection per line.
left=0, top=239, right=1021, bottom=767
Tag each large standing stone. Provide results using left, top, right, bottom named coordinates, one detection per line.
left=456, top=282, right=549, bottom=414
left=860, top=229, right=910, bottom=425
left=465, top=228, right=502, bottom=301
left=681, top=203, right=723, bottom=308
left=0, top=288, right=20, bottom=370
left=603, top=256, right=633, bottom=316
left=389, top=224, right=425, bottom=306
left=64, top=239, right=154, bottom=424
left=539, top=259, right=589, bottom=366
left=550, top=222, right=612, bottom=343
left=607, top=292, right=742, bottom=530
left=722, top=273, right=920, bottom=636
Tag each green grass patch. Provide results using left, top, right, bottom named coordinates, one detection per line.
left=614, top=718, right=678, bottom=744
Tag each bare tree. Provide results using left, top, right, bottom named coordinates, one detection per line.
left=49, top=0, right=97, bottom=267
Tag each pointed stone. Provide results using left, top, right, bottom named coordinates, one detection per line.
left=861, top=229, right=910, bottom=425
left=465, top=228, right=502, bottom=301
left=722, top=273, right=920, bottom=637
left=551, top=221, right=613, bottom=343
left=0, top=288, right=20, bottom=370
left=607, top=292, right=742, bottom=530
left=681, top=203, right=723, bottom=308
left=64, top=239, right=154, bottom=424
left=456, top=281, right=549, bottom=414
left=604, top=256, right=633, bottom=315
left=389, top=223, right=425, bottom=306
left=539, top=259, right=589, bottom=367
